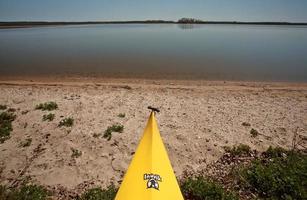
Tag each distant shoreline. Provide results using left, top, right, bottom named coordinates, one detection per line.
left=1, top=21, right=307, bottom=29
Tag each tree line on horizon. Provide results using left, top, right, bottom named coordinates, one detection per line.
left=1, top=18, right=307, bottom=27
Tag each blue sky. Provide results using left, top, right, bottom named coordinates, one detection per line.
left=1, top=0, right=307, bottom=22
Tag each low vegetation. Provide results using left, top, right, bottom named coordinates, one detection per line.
left=223, top=144, right=251, bottom=157
left=0, top=105, right=7, bottom=110
left=181, top=176, right=239, bottom=200
left=42, top=113, right=55, bottom=121
left=59, top=117, right=74, bottom=127
left=0, top=184, right=49, bottom=200
left=71, top=148, right=82, bottom=158
left=35, top=102, right=58, bottom=111
left=79, top=185, right=117, bottom=200
left=117, top=113, right=125, bottom=118
left=0, top=111, right=16, bottom=143
left=250, top=128, right=259, bottom=137
left=0, top=142, right=304, bottom=200
left=103, top=124, right=124, bottom=141
left=235, top=147, right=307, bottom=199
left=19, top=138, right=32, bottom=148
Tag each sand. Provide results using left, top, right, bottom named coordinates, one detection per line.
left=0, top=77, right=307, bottom=195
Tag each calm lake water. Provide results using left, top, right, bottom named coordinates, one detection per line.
left=1, top=24, right=307, bottom=81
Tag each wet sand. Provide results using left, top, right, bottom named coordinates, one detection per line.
left=0, top=77, right=307, bottom=193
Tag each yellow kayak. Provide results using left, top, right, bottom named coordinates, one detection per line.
left=115, top=111, right=184, bottom=200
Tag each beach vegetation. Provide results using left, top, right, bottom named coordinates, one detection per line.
left=79, top=184, right=117, bottom=200
left=250, top=128, right=259, bottom=137
left=0, top=184, right=49, bottom=200
left=71, top=148, right=82, bottom=158
left=59, top=117, right=74, bottom=127
left=181, top=175, right=239, bottom=200
left=103, top=124, right=124, bottom=141
left=42, top=113, right=55, bottom=122
left=19, top=138, right=32, bottom=148
left=117, top=113, right=125, bottom=118
left=0, top=111, right=16, bottom=143
left=234, top=146, right=307, bottom=199
left=224, top=144, right=251, bottom=157
left=0, top=105, right=7, bottom=110
left=35, top=102, right=58, bottom=111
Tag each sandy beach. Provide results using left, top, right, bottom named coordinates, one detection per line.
left=0, top=77, right=307, bottom=197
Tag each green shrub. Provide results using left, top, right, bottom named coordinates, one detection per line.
left=0, top=184, right=49, bottom=200
left=79, top=184, right=117, bottom=200
left=42, top=113, right=55, bottom=122
left=0, top=112, right=16, bottom=143
left=181, top=176, right=239, bottom=200
left=71, top=148, right=82, bottom=158
left=0, top=105, right=7, bottom=110
left=250, top=128, right=259, bottom=137
left=238, top=147, right=307, bottom=199
left=224, top=144, right=251, bottom=156
left=35, top=102, right=58, bottom=111
left=263, top=146, right=288, bottom=159
left=0, top=185, right=8, bottom=199
left=59, top=117, right=74, bottom=127
left=103, top=124, right=124, bottom=141
left=19, top=138, right=32, bottom=148
left=117, top=113, right=125, bottom=118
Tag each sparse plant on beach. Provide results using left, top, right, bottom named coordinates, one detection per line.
left=59, top=117, right=74, bottom=127
left=235, top=146, right=307, bottom=199
left=224, top=144, right=251, bottom=157
left=250, top=128, right=259, bottom=137
left=19, top=138, right=32, bottom=148
left=0, top=184, right=49, bottom=200
left=180, top=175, right=239, bottom=200
left=35, top=102, right=58, bottom=111
left=0, top=105, right=7, bottom=110
left=79, top=184, right=117, bottom=200
left=71, top=148, right=82, bottom=158
left=103, top=124, right=124, bottom=141
left=42, top=113, right=55, bottom=122
left=0, top=111, right=16, bottom=143
left=117, top=113, right=125, bottom=118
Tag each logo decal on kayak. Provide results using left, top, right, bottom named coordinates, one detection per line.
left=144, top=173, right=162, bottom=190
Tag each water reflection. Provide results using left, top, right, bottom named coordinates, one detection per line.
left=177, top=24, right=202, bottom=30
left=0, top=24, right=307, bottom=81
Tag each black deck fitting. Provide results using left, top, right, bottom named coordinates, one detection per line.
left=148, top=106, right=160, bottom=113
